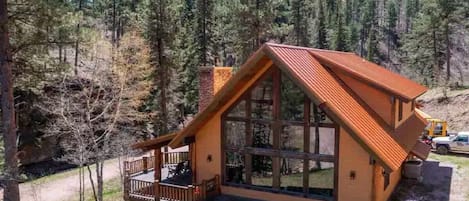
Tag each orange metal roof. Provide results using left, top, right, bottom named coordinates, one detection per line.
left=309, top=50, right=427, bottom=100
left=132, top=133, right=178, bottom=150
left=411, top=141, right=432, bottom=160
left=393, top=113, right=428, bottom=152
left=265, top=44, right=408, bottom=171
left=160, top=43, right=427, bottom=172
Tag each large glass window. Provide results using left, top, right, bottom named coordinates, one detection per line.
left=225, top=121, right=246, bottom=148
left=251, top=155, right=273, bottom=189
left=222, top=68, right=337, bottom=200
left=225, top=152, right=245, bottom=184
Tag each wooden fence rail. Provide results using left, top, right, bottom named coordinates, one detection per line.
left=125, top=156, right=156, bottom=175
left=125, top=175, right=220, bottom=201
left=163, top=152, right=190, bottom=166
left=125, top=152, right=189, bottom=175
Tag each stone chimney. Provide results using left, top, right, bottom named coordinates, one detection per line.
left=198, top=67, right=233, bottom=112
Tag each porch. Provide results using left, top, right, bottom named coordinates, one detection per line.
left=123, top=150, right=221, bottom=201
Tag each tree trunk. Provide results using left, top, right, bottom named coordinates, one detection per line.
left=96, top=161, right=104, bottom=201
left=87, top=165, right=98, bottom=201
left=74, top=0, right=83, bottom=76
left=445, top=22, right=451, bottom=83
left=432, top=28, right=439, bottom=87
left=0, top=0, right=20, bottom=200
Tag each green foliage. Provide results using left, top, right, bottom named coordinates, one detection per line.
left=316, top=0, right=328, bottom=49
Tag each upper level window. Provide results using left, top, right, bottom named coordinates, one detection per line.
left=222, top=67, right=337, bottom=200
left=398, top=99, right=403, bottom=121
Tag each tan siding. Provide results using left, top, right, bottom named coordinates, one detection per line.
left=394, top=100, right=413, bottom=128
left=373, top=164, right=402, bottom=201
left=339, top=128, right=373, bottom=201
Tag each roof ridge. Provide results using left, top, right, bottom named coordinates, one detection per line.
left=265, top=43, right=356, bottom=55
left=264, top=43, right=313, bottom=50
left=309, top=48, right=356, bottom=55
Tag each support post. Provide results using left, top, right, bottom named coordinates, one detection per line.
left=154, top=149, right=162, bottom=181
left=143, top=156, right=148, bottom=173
left=189, top=143, right=196, bottom=184
left=187, top=185, right=194, bottom=201
left=154, top=180, right=160, bottom=200
left=123, top=169, right=130, bottom=201
left=215, top=175, right=221, bottom=195
left=202, top=180, right=207, bottom=200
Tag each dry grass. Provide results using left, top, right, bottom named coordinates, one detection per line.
left=251, top=168, right=334, bottom=189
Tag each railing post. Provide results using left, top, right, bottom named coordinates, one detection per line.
left=143, top=156, right=148, bottom=173
left=215, top=174, right=221, bottom=195
left=123, top=169, right=130, bottom=201
left=202, top=180, right=207, bottom=200
left=154, top=180, right=160, bottom=200
left=187, top=185, right=194, bottom=201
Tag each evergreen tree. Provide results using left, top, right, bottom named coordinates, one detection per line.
left=196, top=0, right=215, bottom=66
left=401, top=0, right=446, bottom=86
left=316, top=0, right=328, bottom=49
left=333, top=13, right=349, bottom=51
left=387, top=0, right=398, bottom=59
left=146, top=0, right=181, bottom=135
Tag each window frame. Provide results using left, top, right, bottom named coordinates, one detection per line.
left=220, top=67, right=339, bottom=201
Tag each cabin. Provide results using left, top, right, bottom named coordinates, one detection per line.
left=123, top=43, right=431, bottom=201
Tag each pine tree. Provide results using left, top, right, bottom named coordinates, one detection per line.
left=361, top=0, right=379, bottom=61
left=401, top=0, right=446, bottom=86
left=333, top=13, right=349, bottom=51
left=316, top=0, right=328, bottom=49
left=1, top=0, right=20, bottom=200
left=146, top=0, right=181, bottom=135
left=179, top=0, right=198, bottom=115
left=387, top=0, right=398, bottom=60
left=196, top=0, right=215, bottom=66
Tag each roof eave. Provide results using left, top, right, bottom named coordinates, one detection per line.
left=309, top=51, right=428, bottom=101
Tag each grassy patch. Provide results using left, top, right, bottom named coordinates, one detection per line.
left=85, top=177, right=123, bottom=201
left=252, top=168, right=334, bottom=189
left=29, top=158, right=119, bottom=184
left=427, top=153, right=469, bottom=170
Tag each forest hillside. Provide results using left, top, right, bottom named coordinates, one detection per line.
left=1, top=0, right=469, bottom=187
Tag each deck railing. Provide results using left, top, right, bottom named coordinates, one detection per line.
left=125, top=152, right=189, bottom=175
left=124, top=175, right=220, bottom=201
left=162, top=152, right=190, bottom=166
left=124, top=156, right=155, bottom=175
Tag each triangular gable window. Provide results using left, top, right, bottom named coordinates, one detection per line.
left=222, top=66, right=338, bottom=199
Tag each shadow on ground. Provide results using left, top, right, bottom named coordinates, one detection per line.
left=390, top=160, right=453, bottom=201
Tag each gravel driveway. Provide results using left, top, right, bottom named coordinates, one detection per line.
left=390, top=153, right=469, bottom=201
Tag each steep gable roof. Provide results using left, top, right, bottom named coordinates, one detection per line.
left=309, top=50, right=427, bottom=101
left=162, top=43, right=427, bottom=172
left=264, top=44, right=407, bottom=171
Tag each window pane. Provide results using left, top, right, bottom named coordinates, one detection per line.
left=308, top=161, right=334, bottom=197
left=281, top=125, right=304, bottom=152
left=227, top=99, right=246, bottom=117
left=225, top=121, right=246, bottom=148
left=225, top=152, right=246, bottom=184
left=281, top=73, right=304, bottom=121
left=310, top=105, right=333, bottom=124
left=251, top=76, right=273, bottom=120
left=280, top=158, right=304, bottom=193
left=251, top=155, right=273, bottom=189
left=252, top=122, right=273, bottom=148
left=310, top=127, right=336, bottom=155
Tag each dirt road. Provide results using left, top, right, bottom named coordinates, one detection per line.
left=0, top=158, right=122, bottom=201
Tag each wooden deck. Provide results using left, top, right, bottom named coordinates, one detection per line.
left=124, top=152, right=220, bottom=201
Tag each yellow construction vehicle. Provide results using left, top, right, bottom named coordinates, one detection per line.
left=416, top=109, right=449, bottom=143
left=423, top=119, right=448, bottom=138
